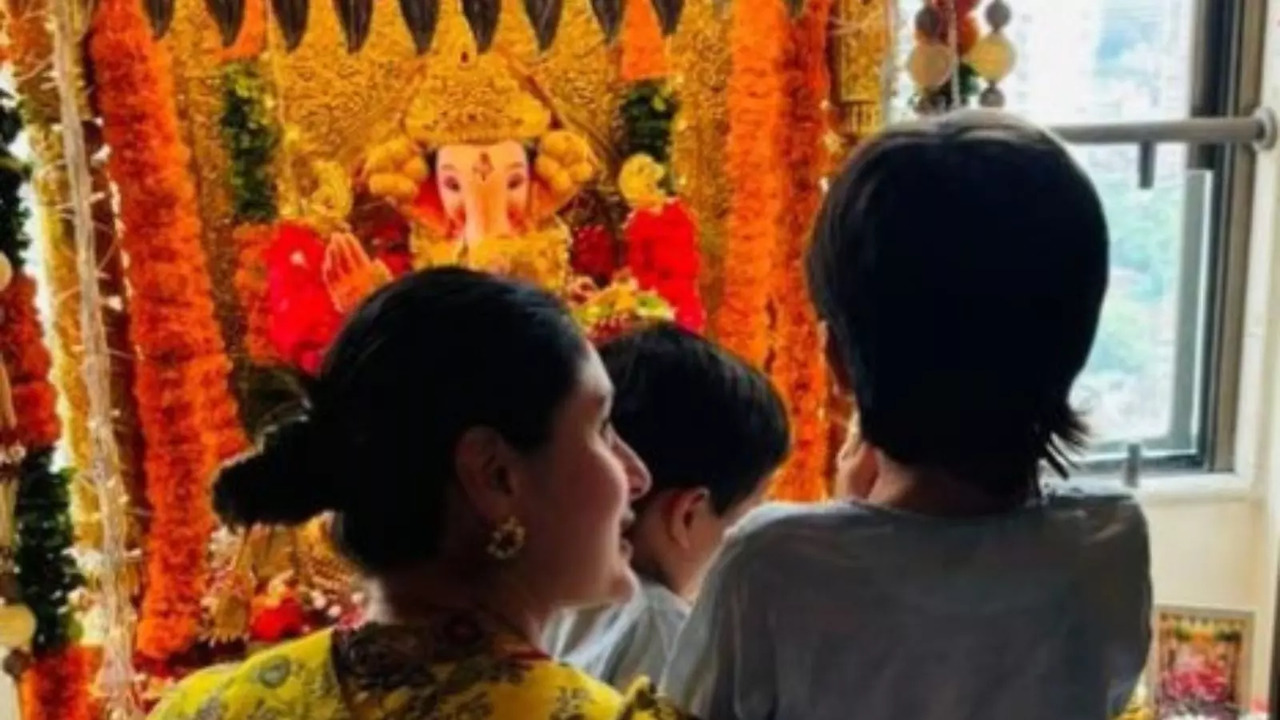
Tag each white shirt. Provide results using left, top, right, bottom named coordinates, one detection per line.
left=661, top=491, right=1152, bottom=720
left=545, top=578, right=690, bottom=689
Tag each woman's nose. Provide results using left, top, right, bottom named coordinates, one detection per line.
left=619, top=439, right=652, bottom=501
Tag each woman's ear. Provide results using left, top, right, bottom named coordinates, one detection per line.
left=454, top=426, right=519, bottom=525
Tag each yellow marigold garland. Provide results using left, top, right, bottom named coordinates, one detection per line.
left=712, top=0, right=788, bottom=367
left=89, top=0, right=247, bottom=662
left=768, top=0, right=833, bottom=502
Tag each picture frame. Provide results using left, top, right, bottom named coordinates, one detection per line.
left=1149, top=605, right=1255, bottom=720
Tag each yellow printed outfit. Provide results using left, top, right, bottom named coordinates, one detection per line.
left=150, top=614, right=694, bottom=720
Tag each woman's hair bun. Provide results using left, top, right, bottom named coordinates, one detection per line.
left=213, top=415, right=340, bottom=528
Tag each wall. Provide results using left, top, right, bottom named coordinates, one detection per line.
left=1133, top=0, right=1280, bottom=700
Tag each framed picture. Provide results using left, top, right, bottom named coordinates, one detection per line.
left=1150, top=605, right=1254, bottom=720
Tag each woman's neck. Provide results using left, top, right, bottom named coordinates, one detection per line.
left=363, top=563, right=551, bottom=645
left=867, top=453, right=1033, bottom=517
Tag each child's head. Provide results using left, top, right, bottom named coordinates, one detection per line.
left=807, top=110, right=1109, bottom=503
left=601, top=322, right=789, bottom=599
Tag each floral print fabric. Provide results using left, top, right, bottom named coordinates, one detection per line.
left=148, top=613, right=696, bottom=720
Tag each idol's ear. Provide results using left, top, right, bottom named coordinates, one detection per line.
left=405, top=180, right=448, bottom=234
left=529, top=174, right=563, bottom=222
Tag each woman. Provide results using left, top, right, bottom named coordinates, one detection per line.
left=151, top=267, right=695, bottom=719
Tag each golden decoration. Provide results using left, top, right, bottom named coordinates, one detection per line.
left=617, top=153, right=667, bottom=210
left=0, top=602, right=36, bottom=650
left=832, top=0, right=890, bottom=138
left=464, top=225, right=573, bottom=289
left=534, top=129, right=601, bottom=207
left=669, top=0, right=731, bottom=315
left=966, top=32, right=1016, bottom=83
left=404, top=50, right=553, bottom=146
left=907, top=40, right=955, bottom=91
left=304, top=159, right=354, bottom=232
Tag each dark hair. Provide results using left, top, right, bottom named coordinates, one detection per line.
left=806, top=110, right=1109, bottom=497
left=214, top=267, right=588, bottom=573
left=600, top=322, right=789, bottom=514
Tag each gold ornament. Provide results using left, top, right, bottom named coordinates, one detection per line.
left=403, top=51, right=553, bottom=147
left=486, top=517, right=526, bottom=561
left=618, top=154, right=667, bottom=210
left=0, top=603, right=36, bottom=650
left=465, top=225, right=572, bottom=289
left=908, top=41, right=956, bottom=90
left=966, top=32, right=1017, bottom=83
left=307, top=159, right=355, bottom=232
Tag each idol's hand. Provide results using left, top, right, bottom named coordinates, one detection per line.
left=322, top=233, right=392, bottom=314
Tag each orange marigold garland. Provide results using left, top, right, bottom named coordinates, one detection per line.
left=18, top=646, right=92, bottom=720
left=619, top=0, right=668, bottom=82
left=767, top=0, right=834, bottom=502
left=88, top=0, right=247, bottom=662
left=712, top=0, right=788, bottom=367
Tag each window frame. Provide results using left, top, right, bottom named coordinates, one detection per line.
left=1059, top=0, right=1264, bottom=476
left=857, top=0, right=1267, bottom=476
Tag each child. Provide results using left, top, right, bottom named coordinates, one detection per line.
left=544, top=321, right=790, bottom=689
left=662, top=110, right=1152, bottom=719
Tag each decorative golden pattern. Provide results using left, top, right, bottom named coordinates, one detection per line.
left=833, top=0, right=892, bottom=139
left=403, top=46, right=553, bottom=146
left=669, top=0, right=731, bottom=318
left=261, top=0, right=620, bottom=170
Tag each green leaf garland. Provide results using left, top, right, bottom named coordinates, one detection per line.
left=620, top=79, right=678, bottom=164
left=15, top=450, right=84, bottom=654
left=2, top=83, right=84, bottom=658
left=0, top=90, right=33, bottom=271
left=220, top=61, right=280, bottom=224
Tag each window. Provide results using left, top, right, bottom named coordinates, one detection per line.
left=888, top=0, right=1261, bottom=472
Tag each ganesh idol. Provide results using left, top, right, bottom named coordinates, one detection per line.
left=258, top=47, right=665, bottom=375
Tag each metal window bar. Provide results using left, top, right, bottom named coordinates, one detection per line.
left=1048, top=108, right=1276, bottom=150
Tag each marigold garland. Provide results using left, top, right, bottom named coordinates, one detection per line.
left=232, top=224, right=281, bottom=365
left=89, top=0, right=247, bottom=661
left=18, top=645, right=92, bottom=720
left=712, top=0, right=788, bottom=367
left=762, top=0, right=833, bottom=502
left=619, top=0, right=668, bottom=82
left=15, top=452, right=82, bottom=653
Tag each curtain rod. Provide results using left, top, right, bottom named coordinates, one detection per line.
left=1049, top=108, right=1276, bottom=151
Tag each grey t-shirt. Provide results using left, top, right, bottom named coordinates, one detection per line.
left=545, top=578, right=690, bottom=690
left=662, top=492, right=1152, bottom=720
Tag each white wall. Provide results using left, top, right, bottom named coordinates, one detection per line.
left=1133, top=0, right=1280, bottom=701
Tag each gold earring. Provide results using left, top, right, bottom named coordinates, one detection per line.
left=486, top=517, right=526, bottom=561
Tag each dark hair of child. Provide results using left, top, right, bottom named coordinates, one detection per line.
left=214, top=267, right=588, bottom=574
left=806, top=110, right=1109, bottom=501
left=599, top=321, right=790, bottom=514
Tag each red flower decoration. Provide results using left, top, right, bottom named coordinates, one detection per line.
left=571, top=224, right=618, bottom=282
left=624, top=200, right=705, bottom=331
left=264, top=222, right=344, bottom=374
left=249, top=591, right=308, bottom=643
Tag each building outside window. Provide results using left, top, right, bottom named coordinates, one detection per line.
left=893, top=0, right=1257, bottom=473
